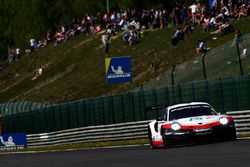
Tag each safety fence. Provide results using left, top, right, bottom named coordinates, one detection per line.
left=2, top=75, right=250, bottom=134
left=26, top=110, right=250, bottom=148
left=0, top=102, right=47, bottom=116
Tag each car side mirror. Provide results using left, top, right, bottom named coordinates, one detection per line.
left=157, top=117, right=163, bottom=121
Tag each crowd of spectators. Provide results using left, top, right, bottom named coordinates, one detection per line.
left=2, top=0, right=250, bottom=71
left=170, top=0, right=250, bottom=53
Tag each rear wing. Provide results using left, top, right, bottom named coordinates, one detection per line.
left=146, top=105, right=168, bottom=111
left=145, top=105, right=168, bottom=120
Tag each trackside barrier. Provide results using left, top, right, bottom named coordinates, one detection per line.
left=27, top=120, right=152, bottom=147
left=227, top=110, right=250, bottom=135
left=26, top=111, right=250, bottom=148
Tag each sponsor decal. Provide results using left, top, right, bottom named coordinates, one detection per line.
left=189, top=117, right=203, bottom=121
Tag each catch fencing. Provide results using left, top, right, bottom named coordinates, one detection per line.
left=26, top=110, right=250, bottom=148
left=1, top=75, right=250, bottom=134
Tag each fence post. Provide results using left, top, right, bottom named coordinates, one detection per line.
left=142, top=90, right=147, bottom=120
left=202, top=53, right=207, bottom=79
left=110, top=96, right=116, bottom=124
left=191, top=82, right=196, bottom=101
left=153, top=88, right=159, bottom=118
left=234, top=76, right=240, bottom=110
left=236, top=36, right=244, bottom=76
left=130, top=92, right=136, bottom=122
left=171, top=65, right=176, bottom=85
left=165, top=87, right=169, bottom=106
left=0, top=114, right=3, bottom=134
left=121, top=94, right=126, bottom=122
left=139, top=89, right=147, bottom=120
left=178, top=84, right=182, bottom=103
left=172, top=86, right=176, bottom=104
left=101, top=97, right=106, bottom=125
left=219, top=78, right=225, bottom=113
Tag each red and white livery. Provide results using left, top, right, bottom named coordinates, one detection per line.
left=148, top=102, right=236, bottom=148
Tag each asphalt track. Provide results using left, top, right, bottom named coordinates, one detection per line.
left=0, top=139, right=250, bottom=167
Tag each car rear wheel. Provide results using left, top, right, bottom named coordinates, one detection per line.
left=148, top=127, right=154, bottom=148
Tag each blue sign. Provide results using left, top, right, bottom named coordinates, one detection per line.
left=105, top=56, right=132, bottom=83
left=0, top=133, right=27, bottom=151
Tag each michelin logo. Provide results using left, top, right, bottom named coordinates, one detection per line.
left=111, top=66, right=124, bottom=74
left=108, top=65, right=131, bottom=79
left=0, top=134, right=27, bottom=150
left=0, top=136, right=16, bottom=147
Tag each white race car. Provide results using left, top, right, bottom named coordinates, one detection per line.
left=148, top=102, right=236, bottom=148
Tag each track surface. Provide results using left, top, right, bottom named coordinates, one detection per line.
left=0, top=139, right=249, bottom=167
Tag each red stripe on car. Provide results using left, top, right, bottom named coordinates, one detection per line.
left=181, top=121, right=221, bottom=130
left=152, top=141, right=164, bottom=147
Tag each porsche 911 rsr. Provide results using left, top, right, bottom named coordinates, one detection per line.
left=148, top=102, right=236, bottom=148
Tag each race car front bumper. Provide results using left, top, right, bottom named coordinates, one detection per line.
left=163, top=122, right=236, bottom=145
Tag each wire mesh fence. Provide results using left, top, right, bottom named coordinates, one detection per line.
left=1, top=74, right=250, bottom=134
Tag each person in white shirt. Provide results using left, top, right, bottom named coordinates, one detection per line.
left=196, top=40, right=210, bottom=56
left=189, top=4, right=197, bottom=22
left=30, top=38, right=35, bottom=51
left=16, top=48, right=20, bottom=59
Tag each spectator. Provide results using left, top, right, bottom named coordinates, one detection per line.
left=196, top=40, right=210, bottom=56
left=171, top=27, right=184, bottom=46
left=189, top=3, right=198, bottom=23
left=30, top=38, right=35, bottom=52
left=0, top=61, right=5, bottom=71
left=16, top=48, right=20, bottom=60
left=240, top=47, right=248, bottom=59
left=101, top=34, right=110, bottom=57
left=237, top=4, right=248, bottom=21
left=210, top=21, right=233, bottom=36
left=32, top=66, right=44, bottom=80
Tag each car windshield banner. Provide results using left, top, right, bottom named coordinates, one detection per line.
left=105, top=56, right=132, bottom=84
left=0, top=133, right=27, bottom=151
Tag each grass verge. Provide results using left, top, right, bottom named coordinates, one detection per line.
left=0, top=138, right=148, bottom=153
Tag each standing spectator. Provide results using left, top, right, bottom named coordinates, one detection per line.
left=181, top=7, right=188, bottom=24
left=101, top=34, right=110, bottom=57
left=30, top=38, right=35, bottom=52
left=8, top=49, right=14, bottom=63
left=16, top=48, right=21, bottom=60
left=189, top=3, right=198, bottom=23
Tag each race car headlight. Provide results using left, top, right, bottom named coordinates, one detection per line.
left=171, top=123, right=181, bottom=131
left=219, top=117, right=229, bottom=125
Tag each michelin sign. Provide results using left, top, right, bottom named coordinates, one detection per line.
left=105, top=56, right=132, bottom=83
left=0, top=133, right=27, bottom=150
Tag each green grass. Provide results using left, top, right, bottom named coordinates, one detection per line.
left=1, top=17, right=250, bottom=103
left=0, top=138, right=148, bottom=153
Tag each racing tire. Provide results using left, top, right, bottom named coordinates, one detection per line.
left=148, top=127, right=155, bottom=148
left=161, top=128, right=170, bottom=148
left=228, top=128, right=237, bottom=141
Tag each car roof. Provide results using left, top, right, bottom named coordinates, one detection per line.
left=167, top=102, right=210, bottom=110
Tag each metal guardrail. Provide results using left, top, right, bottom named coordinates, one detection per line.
left=27, top=120, right=152, bottom=147
left=227, top=110, right=250, bottom=135
left=26, top=110, right=250, bottom=148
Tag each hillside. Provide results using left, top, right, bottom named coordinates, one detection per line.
left=0, top=17, right=250, bottom=104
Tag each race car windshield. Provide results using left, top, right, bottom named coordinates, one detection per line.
left=168, top=105, right=216, bottom=121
